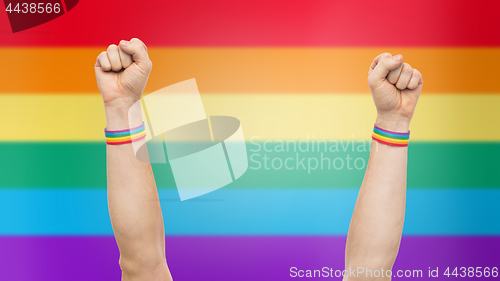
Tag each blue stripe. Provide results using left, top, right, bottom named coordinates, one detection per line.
left=105, top=125, right=145, bottom=137
left=373, top=127, right=410, bottom=139
left=0, top=188, right=498, bottom=235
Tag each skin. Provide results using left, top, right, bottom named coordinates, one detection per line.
left=344, top=53, right=423, bottom=280
left=95, top=40, right=422, bottom=280
left=95, top=38, right=173, bottom=281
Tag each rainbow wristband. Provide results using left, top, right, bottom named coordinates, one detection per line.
left=105, top=123, right=146, bottom=145
left=372, top=125, right=410, bottom=147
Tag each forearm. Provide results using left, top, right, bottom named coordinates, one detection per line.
left=345, top=119, right=408, bottom=278
left=105, top=103, right=167, bottom=274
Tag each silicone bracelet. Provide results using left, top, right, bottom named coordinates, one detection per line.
left=372, top=125, right=410, bottom=147
left=105, top=123, right=146, bottom=145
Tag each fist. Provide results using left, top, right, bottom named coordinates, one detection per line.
left=367, top=53, right=423, bottom=131
left=95, top=38, right=152, bottom=109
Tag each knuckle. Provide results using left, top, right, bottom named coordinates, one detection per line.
left=379, top=57, right=390, bottom=65
left=130, top=38, right=144, bottom=46
left=380, top=52, right=392, bottom=58
left=402, top=63, right=412, bottom=73
left=97, top=51, right=106, bottom=60
left=381, top=57, right=395, bottom=66
left=107, top=44, right=117, bottom=51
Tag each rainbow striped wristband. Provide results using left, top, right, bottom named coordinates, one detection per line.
left=104, top=123, right=146, bottom=145
left=372, top=125, right=410, bottom=147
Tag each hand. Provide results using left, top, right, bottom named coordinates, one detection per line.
left=368, top=53, right=423, bottom=132
left=95, top=38, right=152, bottom=110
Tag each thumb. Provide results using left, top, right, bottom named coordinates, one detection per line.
left=368, top=54, right=403, bottom=87
left=119, top=38, right=152, bottom=72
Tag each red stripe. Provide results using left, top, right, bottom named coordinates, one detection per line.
left=1, top=0, right=499, bottom=47
left=372, top=136, right=409, bottom=147
left=106, top=134, right=146, bottom=145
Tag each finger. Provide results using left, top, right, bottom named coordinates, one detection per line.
left=395, top=63, right=413, bottom=90
left=119, top=38, right=152, bottom=71
left=118, top=46, right=133, bottom=68
left=368, top=52, right=392, bottom=75
left=407, top=69, right=423, bottom=90
left=95, top=55, right=101, bottom=67
left=404, top=83, right=423, bottom=102
left=387, top=62, right=403, bottom=84
left=368, top=54, right=403, bottom=87
left=106, top=44, right=123, bottom=72
left=96, top=51, right=112, bottom=71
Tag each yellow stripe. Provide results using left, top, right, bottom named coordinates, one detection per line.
left=1, top=94, right=499, bottom=141
left=106, top=136, right=146, bottom=143
left=106, top=132, right=146, bottom=142
left=372, top=133, right=409, bottom=144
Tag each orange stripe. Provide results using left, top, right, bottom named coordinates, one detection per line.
left=372, top=133, right=409, bottom=144
left=106, top=132, right=146, bottom=142
left=2, top=47, right=499, bottom=94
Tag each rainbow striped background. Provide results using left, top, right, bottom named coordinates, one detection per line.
left=1, top=0, right=500, bottom=280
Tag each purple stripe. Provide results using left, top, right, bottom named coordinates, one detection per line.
left=374, top=125, right=410, bottom=135
left=0, top=236, right=498, bottom=280
left=104, top=122, right=145, bottom=133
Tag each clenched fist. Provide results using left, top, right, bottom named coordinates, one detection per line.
left=95, top=38, right=152, bottom=129
left=368, top=53, right=423, bottom=132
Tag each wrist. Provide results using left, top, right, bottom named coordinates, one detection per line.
left=375, top=113, right=411, bottom=132
left=104, top=101, right=144, bottom=131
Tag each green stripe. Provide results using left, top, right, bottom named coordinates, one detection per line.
left=373, top=129, right=410, bottom=140
left=1, top=141, right=499, bottom=188
left=105, top=128, right=145, bottom=138
left=373, top=132, right=409, bottom=140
